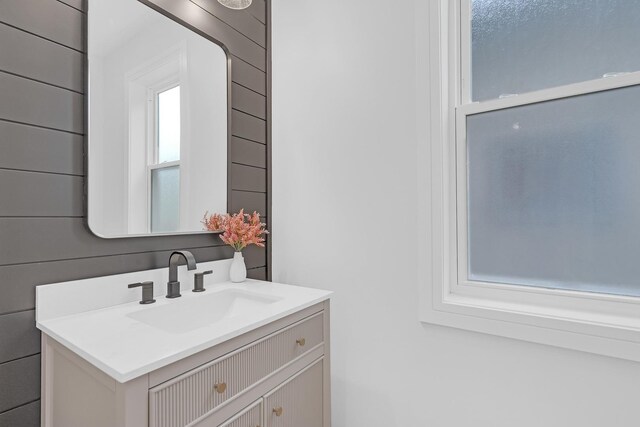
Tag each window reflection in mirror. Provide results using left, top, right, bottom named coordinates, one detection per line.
left=87, top=0, right=228, bottom=238
left=151, top=85, right=181, bottom=233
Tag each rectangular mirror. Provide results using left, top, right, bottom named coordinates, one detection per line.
left=87, top=0, right=229, bottom=238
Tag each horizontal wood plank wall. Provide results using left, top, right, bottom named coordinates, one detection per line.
left=0, top=0, right=269, bottom=423
left=0, top=401, right=40, bottom=427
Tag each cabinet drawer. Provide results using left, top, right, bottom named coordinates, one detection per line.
left=191, top=398, right=262, bottom=427
left=149, top=312, right=324, bottom=427
left=191, top=399, right=262, bottom=427
left=217, top=400, right=262, bottom=427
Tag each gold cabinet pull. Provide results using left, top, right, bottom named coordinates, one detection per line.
left=272, top=406, right=283, bottom=417
left=296, top=338, right=306, bottom=347
left=213, top=382, right=227, bottom=393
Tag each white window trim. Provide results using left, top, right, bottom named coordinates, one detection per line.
left=420, top=0, right=640, bottom=362
left=147, top=160, right=181, bottom=234
left=124, top=43, right=189, bottom=234
left=148, top=81, right=181, bottom=165
left=146, top=83, right=182, bottom=233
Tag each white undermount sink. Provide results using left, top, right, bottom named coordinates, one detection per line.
left=127, top=289, right=282, bottom=334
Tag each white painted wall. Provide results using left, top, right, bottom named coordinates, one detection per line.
left=271, top=1, right=640, bottom=426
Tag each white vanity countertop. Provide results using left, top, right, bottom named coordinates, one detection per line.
left=36, top=262, right=332, bottom=383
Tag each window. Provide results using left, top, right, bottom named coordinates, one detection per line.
left=421, top=0, right=640, bottom=362
left=149, top=85, right=181, bottom=233
left=123, top=47, right=187, bottom=235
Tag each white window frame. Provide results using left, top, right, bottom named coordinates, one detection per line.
left=147, top=159, right=181, bottom=233
left=147, top=82, right=181, bottom=233
left=124, top=43, right=188, bottom=235
left=420, top=0, right=640, bottom=362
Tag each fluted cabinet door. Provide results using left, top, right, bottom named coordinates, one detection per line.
left=218, top=400, right=262, bottom=427
left=263, top=359, right=323, bottom=427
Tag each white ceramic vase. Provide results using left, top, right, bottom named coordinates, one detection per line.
left=229, top=251, right=247, bottom=283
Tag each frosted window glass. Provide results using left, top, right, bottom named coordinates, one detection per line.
left=151, top=166, right=180, bottom=233
left=157, top=86, right=181, bottom=163
left=467, top=85, right=640, bottom=297
left=472, top=0, right=640, bottom=101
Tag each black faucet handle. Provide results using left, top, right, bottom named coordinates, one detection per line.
left=128, top=281, right=156, bottom=304
left=193, top=270, right=213, bottom=293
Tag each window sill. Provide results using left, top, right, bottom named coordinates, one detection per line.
left=421, top=288, right=640, bottom=362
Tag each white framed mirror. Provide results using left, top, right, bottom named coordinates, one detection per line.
left=87, top=0, right=229, bottom=238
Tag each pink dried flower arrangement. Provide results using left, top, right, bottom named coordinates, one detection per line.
left=202, top=209, right=268, bottom=252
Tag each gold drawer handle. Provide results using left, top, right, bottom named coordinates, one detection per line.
left=214, top=382, right=227, bottom=393
left=273, top=406, right=283, bottom=417
left=296, top=338, right=306, bottom=347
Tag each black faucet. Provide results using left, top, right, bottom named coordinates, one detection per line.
left=167, top=251, right=197, bottom=298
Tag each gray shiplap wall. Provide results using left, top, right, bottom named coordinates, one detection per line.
left=0, top=0, right=270, bottom=424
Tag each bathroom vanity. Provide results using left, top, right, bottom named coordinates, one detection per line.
left=36, top=260, right=332, bottom=427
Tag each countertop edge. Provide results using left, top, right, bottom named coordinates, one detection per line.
left=37, top=292, right=332, bottom=383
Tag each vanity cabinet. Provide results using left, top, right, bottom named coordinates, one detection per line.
left=41, top=301, right=331, bottom=427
